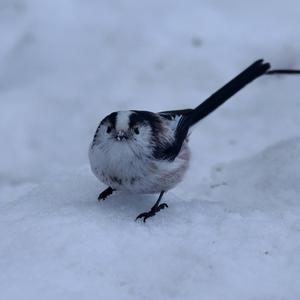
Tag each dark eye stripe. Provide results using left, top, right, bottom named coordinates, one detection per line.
left=101, top=112, right=117, bottom=129
left=106, top=126, right=112, bottom=133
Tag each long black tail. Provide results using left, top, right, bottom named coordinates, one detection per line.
left=266, top=69, right=300, bottom=75
left=161, top=59, right=299, bottom=160
left=188, top=59, right=270, bottom=127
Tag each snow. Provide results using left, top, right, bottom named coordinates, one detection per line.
left=1, top=0, right=300, bottom=299
left=2, top=139, right=300, bottom=299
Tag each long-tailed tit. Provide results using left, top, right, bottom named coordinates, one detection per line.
left=89, top=59, right=300, bottom=222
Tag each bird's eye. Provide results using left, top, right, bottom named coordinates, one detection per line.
left=106, top=126, right=112, bottom=134
left=134, top=127, right=139, bottom=135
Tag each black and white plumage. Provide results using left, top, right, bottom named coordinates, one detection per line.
left=89, top=59, right=300, bottom=222
left=89, top=109, right=191, bottom=192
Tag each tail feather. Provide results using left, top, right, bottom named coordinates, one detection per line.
left=266, top=69, right=300, bottom=75
left=158, top=59, right=299, bottom=161
left=166, top=60, right=271, bottom=161
left=188, top=59, right=270, bottom=127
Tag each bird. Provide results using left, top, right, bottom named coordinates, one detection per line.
left=88, top=59, right=300, bottom=222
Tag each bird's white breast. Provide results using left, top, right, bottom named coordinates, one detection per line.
left=89, top=140, right=190, bottom=194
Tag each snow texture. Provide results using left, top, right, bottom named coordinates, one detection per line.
left=0, top=0, right=300, bottom=299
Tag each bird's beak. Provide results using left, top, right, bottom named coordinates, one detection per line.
left=115, top=131, right=128, bottom=141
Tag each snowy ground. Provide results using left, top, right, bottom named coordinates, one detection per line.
left=1, top=0, right=300, bottom=299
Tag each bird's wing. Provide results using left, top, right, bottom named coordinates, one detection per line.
left=156, top=109, right=193, bottom=133
left=158, top=109, right=193, bottom=120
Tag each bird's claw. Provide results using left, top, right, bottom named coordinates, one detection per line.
left=98, top=187, right=114, bottom=201
left=135, top=203, right=168, bottom=222
left=98, top=193, right=107, bottom=201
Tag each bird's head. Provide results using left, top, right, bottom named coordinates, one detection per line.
left=93, top=111, right=163, bottom=154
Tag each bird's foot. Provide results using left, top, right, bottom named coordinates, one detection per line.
left=98, top=187, right=114, bottom=201
left=135, top=203, right=168, bottom=222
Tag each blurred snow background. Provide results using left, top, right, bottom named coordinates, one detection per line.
left=0, top=0, right=300, bottom=299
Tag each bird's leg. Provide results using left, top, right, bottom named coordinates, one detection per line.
left=135, top=191, right=168, bottom=222
left=98, top=186, right=115, bottom=201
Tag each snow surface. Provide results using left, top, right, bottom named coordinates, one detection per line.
left=1, top=0, right=300, bottom=299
